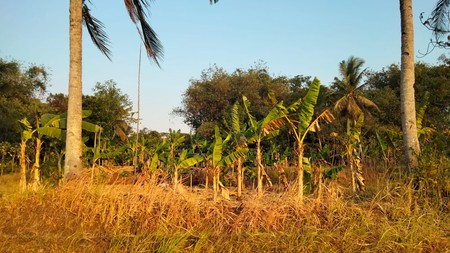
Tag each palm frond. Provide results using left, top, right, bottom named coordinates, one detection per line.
left=347, top=98, right=363, bottom=120
left=124, top=0, right=164, bottom=66
left=420, top=0, right=450, bottom=49
left=347, top=56, right=365, bottom=87
left=333, top=95, right=349, bottom=112
left=429, top=0, right=450, bottom=34
left=356, top=95, right=379, bottom=111
left=82, top=2, right=112, bottom=60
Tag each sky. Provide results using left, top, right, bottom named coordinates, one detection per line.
left=0, top=1, right=447, bottom=133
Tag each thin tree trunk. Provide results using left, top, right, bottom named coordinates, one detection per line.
left=19, top=140, right=27, bottom=192
left=64, top=0, right=84, bottom=181
left=213, top=170, right=218, bottom=201
left=237, top=157, right=242, bottom=198
left=133, top=46, right=142, bottom=169
left=174, top=166, right=179, bottom=189
left=57, top=151, right=63, bottom=186
left=297, top=141, right=304, bottom=202
left=256, top=140, right=263, bottom=197
left=353, top=141, right=366, bottom=192
left=205, top=168, right=209, bottom=190
left=349, top=156, right=356, bottom=193
left=400, top=0, right=420, bottom=172
left=31, top=138, right=42, bottom=191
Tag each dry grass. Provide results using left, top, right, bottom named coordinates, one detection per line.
left=0, top=168, right=449, bottom=252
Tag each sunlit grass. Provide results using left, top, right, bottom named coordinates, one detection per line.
left=0, top=166, right=449, bottom=252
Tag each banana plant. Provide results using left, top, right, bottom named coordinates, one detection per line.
left=345, top=113, right=365, bottom=192
left=173, top=148, right=204, bottom=189
left=155, top=129, right=203, bottom=189
left=243, top=96, right=285, bottom=197
left=416, top=91, right=435, bottom=141
left=19, top=111, right=102, bottom=188
left=210, top=125, right=248, bottom=200
left=278, top=78, right=334, bottom=201
left=223, top=102, right=251, bottom=198
left=18, top=118, right=33, bottom=192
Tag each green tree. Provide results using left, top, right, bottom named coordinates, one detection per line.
left=333, top=56, right=378, bottom=192
left=0, top=58, right=48, bottom=142
left=83, top=80, right=132, bottom=142
left=46, top=93, right=68, bottom=114
left=175, top=65, right=291, bottom=138
left=366, top=62, right=450, bottom=133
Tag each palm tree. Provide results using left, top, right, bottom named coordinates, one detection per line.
left=333, top=56, right=377, bottom=192
left=420, top=0, right=450, bottom=49
left=65, top=0, right=218, bottom=180
left=400, top=0, right=420, bottom=172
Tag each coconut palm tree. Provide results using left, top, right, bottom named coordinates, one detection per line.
left=420, top=0, right=450, bottom=49
left=65, top=0, right=219, bottom=180
left=399, top=0, right=420, bottom=172
left=333, top=56, right=378, bottom=192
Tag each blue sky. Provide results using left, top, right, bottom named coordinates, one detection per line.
left=0, top=1, right=447, bottom=133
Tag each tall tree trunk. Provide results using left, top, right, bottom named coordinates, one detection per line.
left=64, top=0, right=84, bottom=181
left=400, top=0, right=421, bottom=172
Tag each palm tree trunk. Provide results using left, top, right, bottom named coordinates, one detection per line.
left=400, top=0, right=421, bottom=172
left=64, top=0, right=84, bottom=181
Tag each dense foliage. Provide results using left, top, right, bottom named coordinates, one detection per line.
left=0, top=57, right=449, bottom=201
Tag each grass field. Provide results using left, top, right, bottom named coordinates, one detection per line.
left=0, top=167, right=449, bottom=252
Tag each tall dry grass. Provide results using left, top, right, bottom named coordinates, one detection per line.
left=0, top=167, right=449, bottom=252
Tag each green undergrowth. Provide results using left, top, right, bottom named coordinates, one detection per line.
left=0, top=170, right=449, bottom=253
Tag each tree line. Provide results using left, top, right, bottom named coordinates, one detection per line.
left=1, top=56, right=449, bottom=198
